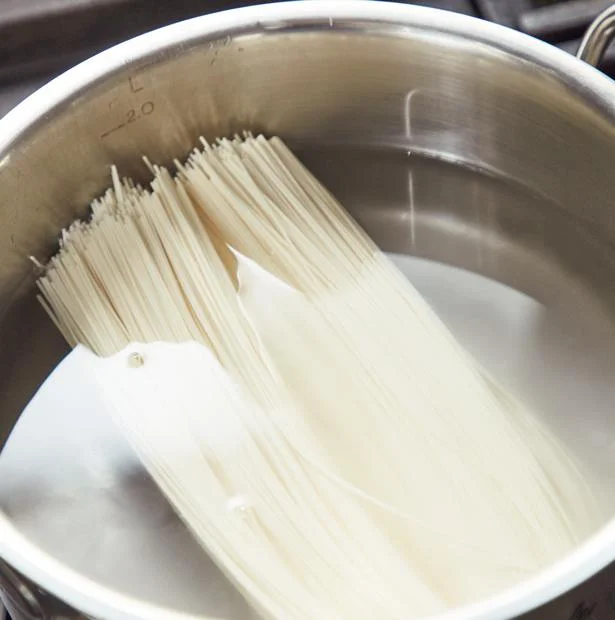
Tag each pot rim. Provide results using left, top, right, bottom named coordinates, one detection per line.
left=1, top=2, right=615, bottom=619
left=0, top=0, right=614, bottom=162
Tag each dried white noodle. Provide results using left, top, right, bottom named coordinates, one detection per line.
left=35, top=135, right=602, bottom=619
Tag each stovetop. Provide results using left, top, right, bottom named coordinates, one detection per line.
left=1, top=1, right=615, bottom=619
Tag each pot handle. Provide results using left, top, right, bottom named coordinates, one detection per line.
left=0, top=560, right=87, bottom=620
left=577, top=4, right=615, bottom=66
left=0, top=560, right=46, bottom=619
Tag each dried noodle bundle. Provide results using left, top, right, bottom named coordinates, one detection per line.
left=35, top=134, right=602, bottom=619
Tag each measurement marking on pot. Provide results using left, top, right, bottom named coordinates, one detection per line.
left=404, top=88, right=420, bottom=139
left=206, top=35, right=233, bottom=65
left=129, top=76, right=144, bottom=93
left=101, top=101, right=156, bottom=138
left=210, top=35, right=232, bottom=48
left=569, top=600, right=597, bottom=620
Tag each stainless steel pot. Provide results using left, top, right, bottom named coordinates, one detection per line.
left=3, top=1, right=615, bottom=619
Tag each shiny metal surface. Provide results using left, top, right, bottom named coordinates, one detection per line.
left=0, top=559, right=90, bottom=619
left=0, top=560, right=44, bottom=620
left=3, top=1, right=615, bottom=619
left=578, top=3, right=615, bottom=65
